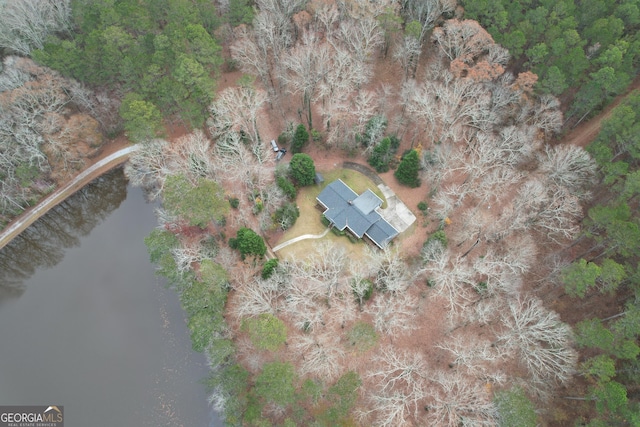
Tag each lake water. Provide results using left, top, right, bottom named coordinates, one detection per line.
left=0, top=169, right=221, bottom=426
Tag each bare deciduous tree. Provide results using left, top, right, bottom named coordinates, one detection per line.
left=282, top=31, right=330, bottom=128
left=367, top=247, right=416, bottom=293
left=288, top=242, right=347, bottom=301
left=436, top=334, right=506, bottom=377
left=361, top=346, right=428, bottom=426
left=0, top=0, right=71, bottom=55
left=230, top=27, right=271, bottom=89
left=539, top=144, right=596, bottom=199
left=0, top=57, right=92, bottom=215
left=402, top=0, right=456, bottom=39
left=472, top=236, right=537, bottom=295
left=393, top=35, right=421, bottom=79
left=497, top=297, right=577, bottom=386
left=423, top=250, right=476, bottom=314
left=529, top=94, right=563, bottom=134
left=432, top=19, right=493, bottom=64
left=171, top=239, right=206, bottom=273
left=209, top=86, right=268, bottom=148
left=365, top=291, right=418, bottom=336
left=339, top=18, right=383, bottom=64
left=407, top=71, right=488, bottom=144
left=291, top=331, right=345, bottom=381
left=231, top=273, right=285, bottom=318
left=314, top=2, right=339, bottom=38
left=509, top=178, right=583, bottom=242
left=124, top=139, right=171, bottom=200
left=427, top=371, right=498, bottom=426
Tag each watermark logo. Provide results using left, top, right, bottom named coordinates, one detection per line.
left=0, top=405, right=63, bottom=427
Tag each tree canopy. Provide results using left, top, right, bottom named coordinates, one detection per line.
left=119, top=93, right=163, bottom=142
left=162, top=175, right=228, bottom=228
left=289, top=153, right=316, bottom=187
left=461, top=0, right=640, bottom=120
left=32, top=0, right=223, bottom=127
left=395, top=149, right=421, bottom=187
left=229, top=227, right=267, bottom=259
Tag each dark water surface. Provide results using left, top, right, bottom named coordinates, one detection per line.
left=0, top=169, right=220, bottom=426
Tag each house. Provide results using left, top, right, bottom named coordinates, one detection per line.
left=316, top=179, right=398, bottom=249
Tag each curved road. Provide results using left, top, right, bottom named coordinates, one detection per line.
left=0, top=145, right=140, bottom=250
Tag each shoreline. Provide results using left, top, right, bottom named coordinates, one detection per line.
left=0, top=145, right=139, bottom=250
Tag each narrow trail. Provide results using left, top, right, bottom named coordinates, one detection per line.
left=0, top=145, right=140, bottom=250
left=562, top=74, right=640, bottom=148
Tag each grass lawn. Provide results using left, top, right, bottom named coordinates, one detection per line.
left=274, top=168, right=385, bottom=261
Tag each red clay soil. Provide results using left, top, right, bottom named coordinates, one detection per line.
left=561, top=73, right=640, bottom=148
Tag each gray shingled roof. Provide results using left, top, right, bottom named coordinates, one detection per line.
left=365, top=220, right=398, bottom=248
left=317, top=179, right=398, bottom=248
left=353, top=189, right=383, bottom=215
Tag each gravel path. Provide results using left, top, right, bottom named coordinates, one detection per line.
left=0, top=145, right=140, bottom=250
left=272, top=228, right=330, bottom=252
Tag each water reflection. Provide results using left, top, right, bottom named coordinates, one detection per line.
left=0, top=167, right=217, bottom=426
left=0, top=169, right=127, bottom=301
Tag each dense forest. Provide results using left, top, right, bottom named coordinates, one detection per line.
left=1, top=0, right=640, bottom=425
left=462, top=0, right=640, bottom=124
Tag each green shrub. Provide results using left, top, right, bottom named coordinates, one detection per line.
left=417, top=201, right=428, bottom=213
left=345, top=321, right=378, bottom=352
left=242, top=393, right=263, bottom=425
left=291, top=124, right=309, bottom=153
left=15, top=164, right=40, bottom=187
left=119, top=92, right=163, bottom=142
left=367, top=136, right=393, bottom=172
left=229, top=197, right=240, bottom=209
left=276, top=176, right=297, bottom=199
left=145, top=229, right=180, bottom=264
left=494, top=386, right=538, bottom=427
left=311, top=128, right=322, bottom=142
left=163, top=175, right=228, bottom=228
left=301, top=379, right=323, bottom=404
left=255, top=362, right=296, bottom=406
left=318, top=371, right=362, bottom=424
left=278, top=132, right=290, bottom=146
left=262, top=259, right=279, bottom=279
left=475, top=281, right=488, bottom=295
left=352, top=278, right=374, bottom=302
left=231, top=227, right=266, bottom=259
left=274, top=202, right=300, bottom=230
left=205, top=363, right=249, bottom=424
left=252, top=199, right=263, bottom=214
left=394, top=149, right=421, bottom=187
left=426, top=230, right=448, bottom=248
left=289, top=153, right=316, bottom=186
left=331, top=227, right=346, bottom=236
left=360, top=115, right=387, bottom=147
left=389, top=135, right=400, bottom=150
left=241, top=313, right=287, bottom=351
left=227, top=0, right=254, bottom=26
